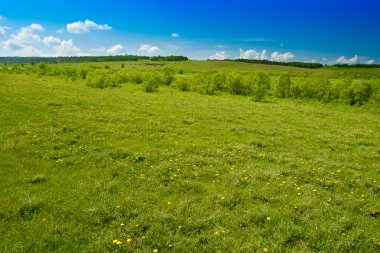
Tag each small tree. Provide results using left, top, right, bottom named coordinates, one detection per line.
left=252, top=72, right=270, bottom=101
left=275, top=73, right=291, bottom=98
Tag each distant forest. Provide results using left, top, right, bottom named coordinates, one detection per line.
left=0, top=55, right=189, bottom=64
left=220, top=59, right=380, bottom=69
left=226, top=58, right=323, bottom=69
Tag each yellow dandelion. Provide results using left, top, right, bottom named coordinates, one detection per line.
left=153, top=249, right=159, bottom=253
left=127, top=238, right=132, bottom=243
left=116, top=241, right=122, bottom=245
left=263, top=247, right=269, bottom=252
left=214, top=231, right=219, bottom=235
left=113, top=240, right=118, bottom=244
left=168, top=201, right=172, bottom=205
left=120, top=223, right=125, bottom=227
left=178, top=225, right=182, bottom=229
left=312, top=189, right=317, bottom=192
left=266, top=217, right=271, bottom=221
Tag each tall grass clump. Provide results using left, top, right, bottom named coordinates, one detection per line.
left=86, top=69, right=120, bottom=88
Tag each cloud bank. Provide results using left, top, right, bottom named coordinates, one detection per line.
left=209, top=51, right=227, bottom=60
left=139, top=44, right=161, bottom=54
left=67, top=20, right=112, bottom=34
left=239, top=48, right=294, bottom=61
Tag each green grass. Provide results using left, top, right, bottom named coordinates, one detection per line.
left=0, top=70, right=379, bottom=253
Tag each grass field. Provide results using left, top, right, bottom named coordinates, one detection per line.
left=0, top=62, right=379, bottom=252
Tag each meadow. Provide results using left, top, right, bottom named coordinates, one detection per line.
left=0, top=60, right=379, bottom=252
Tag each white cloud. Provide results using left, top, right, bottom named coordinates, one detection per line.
left=336, top=55, right=358, bottom=64
left=53, top=39, right=80, bottom=56
left=239, top=49, right=267, bottom=60
left=209, top=51, right=227, bottom=60
left=1, top=24, right=45, bottom=54
left=42, top=35, right=61, bottom=46
left=366, top=59, right=375, bottom=64
left=171, top=33, right=180, bottom=38
left=30, top=24, right=44, bottom=31
left=10, top=24, right=44, bottom=44
left=55, top=28, right=64, bottom=34
left=0, top=26, right=11, bottom=36
left=139, top=44, right=161, bottom=54
left=270, top=51, right=294, bottom=61
left=106, top=44, right=124, bottom=55
left=67, top=19, right=112, bottom=34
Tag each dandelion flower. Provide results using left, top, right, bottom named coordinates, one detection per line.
left=116, top=241, right=122, bottom=245
left=263, top=247, right=269, bottom=252
left=153, top=249, right=159, bottom=253
left=120, top=223, right=125, bottom=227
left=127, top=238, right=132, bottom=243
left=113, top=240, right=118, bottom=244
left=266, top=217, right=271, bottom=221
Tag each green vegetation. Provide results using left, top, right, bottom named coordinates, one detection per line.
left=1, top=61, right=379, bottom=106
left=0, top=60, right=379, bottom=252
left=230, top=58, right=324, bottom=69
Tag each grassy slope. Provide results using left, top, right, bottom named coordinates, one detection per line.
left=58, top=60, right=331, bottom=73
left=0, top=73, right=379, bottom=253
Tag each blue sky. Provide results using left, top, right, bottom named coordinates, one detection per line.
left=0, top=0, right=379, bottom=64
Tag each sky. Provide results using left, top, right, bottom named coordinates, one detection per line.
left=0, top=0, right=379, bottom=64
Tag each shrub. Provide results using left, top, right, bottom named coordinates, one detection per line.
left=275, top=73, right=291, bottom=98
left=251, top=72, right=271, bottom=101
left=174, top=77, right=192, bottom=91
left=161, top=67, right=175, bottom=85
left=86, top=70, right=119, bottom=88
left=127, top=71, right=145, bottom=84
left=144, top=74, right=160, bottom=92
left=194, top=73, right=219, bottom=95
left=211, top=72, right=227, bottom=92
left=226, top=72, right=248, bottom=95
left=343, top=81, right=372, bottom=105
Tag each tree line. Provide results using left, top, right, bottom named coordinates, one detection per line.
left=224, top=59, right=324, bottom=69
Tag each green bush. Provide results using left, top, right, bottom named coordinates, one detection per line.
left=127, top=71, right=145, bottom=84
left=161, top=67, right=175, bottom=85
left=86, top=70, right=119, bottom=88
left=343, top=82, right=372, bottom=105
left=194, top=73, right=219, bottom=95
left=251, top=72, right=270, bottom=101
left=226, top=72, right=248, bottom=95
left=174, top=77, right=192, bottom=91
left=144, top=74, right=160, bottom=92
left=274, top=73, right=291, bottom=98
